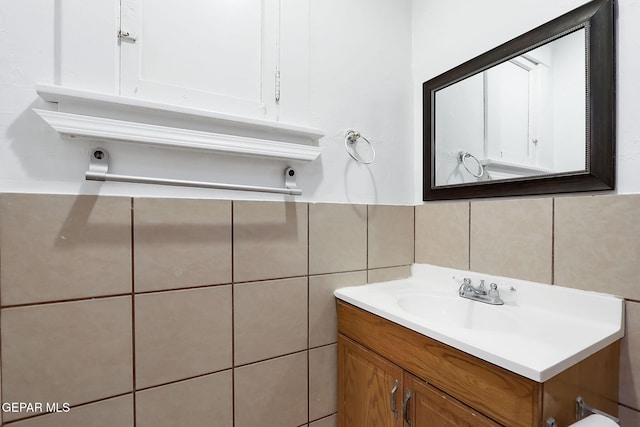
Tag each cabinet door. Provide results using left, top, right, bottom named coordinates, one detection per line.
left=405, top=374, right=502, bottom=427
left=338, top=335, right=404, bottom=427
left=120, top=0, right=278, bottom=118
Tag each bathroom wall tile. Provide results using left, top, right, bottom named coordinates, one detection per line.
left=309, top=203, right=367, bottom=275
left=415, top=202, right=469, bottom=269
left=555, top=194, right=640, bottom=299
left=235, top=277, right=307, bottom=365
left=136, top=370, right=232, bottom=427
left=0, top=194, right=131, bottom=305
left=310, top=415, right=337, bottom=427
left=368, top=205, right=414, bottom=269
left=135, top=286, right=232, bottom=389
left=619, top=405, right=640, bottom=426
left=367, top=265, right=411, bottom=284
left=133, top=198, right=232, bottom=292
left=234, top=352, right=308, bottom=427
left=309, top=272, right=367, bottom=348
left=309, top=344, right=337, bottom=421
left=470, top=198, right=553, bottom=283
left=9, top=395, right=134, bottom=427
left=1, top=297, right=132, bottom=421
left=234, top=201, right=308, bottom=282
left=619, top=301, right=640, bottom=410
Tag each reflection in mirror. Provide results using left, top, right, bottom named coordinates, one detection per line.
left=423, top=0, right=614, bottom=201
left=435, top=29, right=586, bottom=186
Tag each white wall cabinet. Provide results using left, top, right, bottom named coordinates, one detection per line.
left=59, top=0, right=308, bottom=122
left=119, top=0, right=279, bottom=119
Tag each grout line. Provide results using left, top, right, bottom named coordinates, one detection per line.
left=413, top=205, right=416, bottom=264
left=0, top=293, right=134, bottom=310
left=308, top=342, right=338, bottom=352
left=1, top=268, right=376, bottom=311
left=233, top=348, right=310, bottom=370
left=135, top=368, right=233, bottom=393
left=551, top=198, right=556, bottom=285
left=309, top=412, right=337, bottom=425
left=366, top=205, right=370, bottom=282
left=308, top=217, right=312, bottom=423
left=231, top=201, right=236, bottom=427
left=130, top=197, right=137, bottom=427
left=134, top=282, right=233, bottom=295
left=467, top=201, right=472, bottom=270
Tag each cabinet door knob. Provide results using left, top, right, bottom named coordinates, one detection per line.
left=390, top=379, right=399, bottom=419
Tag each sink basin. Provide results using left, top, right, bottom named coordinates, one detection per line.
left=396, top=294, right=520, bottom=333
left=334, top=264, right=624, bottom=382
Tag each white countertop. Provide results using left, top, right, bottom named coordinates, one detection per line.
left=334, top=264, right=625, bottom=382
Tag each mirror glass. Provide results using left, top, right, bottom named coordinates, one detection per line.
left=423, top=0, right=614, bottom=201
left=434, top=29, right=586, bottom=186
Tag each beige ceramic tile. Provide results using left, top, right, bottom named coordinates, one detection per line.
left=234, top=277, right=307, bottom=365
left=367, top=266, right=411, bottom=284
left=9, top=395, right=133, bottom=427
left=234, top=201, right=308, bottom=282
left=133, top=198, right=232, bottom=292
left=311, top=414, right=337, bottom=427
left=555, top=195, right=640, bottom=299
left=309, top=272, right=367, bottom=348
left=619, top=405, right=640, bottom=426
left=0, top=194, right=131, bottom=305
left=619, top=301, right=640, bottom=409
left=368, top=205, right=414, bottom=269
left=235, top=352, right=308, bottom=427
left=136, top=370, right=232, bottom=427
left=135, top=286, right=232, bottom=389
left=309, top=203, right=367, bottom=274
left=415, top=202, right=469, bottom=269
left=310, top=344, right=337, bottom=421
left=1, top=297, right=132, bottom=422
left=470, top=198, right=552, bottom=283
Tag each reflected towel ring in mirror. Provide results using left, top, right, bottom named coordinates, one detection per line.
left=458, top=151, right=484, bottom=178
left=344, top=129, right=376, bottom=164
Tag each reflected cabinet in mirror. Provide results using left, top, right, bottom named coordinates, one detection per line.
left=423, top=0, right=614, bottom=201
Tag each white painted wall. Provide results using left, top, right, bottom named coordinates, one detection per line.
left=413, top=0, right=640, bottom=201
left=4, top=1, right=638, bottom=204
left=0, top=0, right=414, bottom=204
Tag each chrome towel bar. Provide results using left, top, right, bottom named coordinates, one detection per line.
left=86, top=148, right=302, bottom=196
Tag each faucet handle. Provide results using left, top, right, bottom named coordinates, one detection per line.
left=488, top=283, right=500, bottom=297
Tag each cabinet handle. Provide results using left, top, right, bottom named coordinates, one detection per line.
left=403, top=389, right=412, bottom=427
left=390, top=379, right=399, bottom=419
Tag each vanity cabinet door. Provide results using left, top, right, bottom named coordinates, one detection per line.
left=405, top=374, right=503, bottom=427
left=338, top=334, right=404, bottom=427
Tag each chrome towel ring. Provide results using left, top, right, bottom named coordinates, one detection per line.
left=344, top=129, right=376, bottom=164
left=458, top=151, right=484, bottom=178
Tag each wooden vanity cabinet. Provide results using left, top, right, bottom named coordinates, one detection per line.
left=337, top=301, right=620, bottom=427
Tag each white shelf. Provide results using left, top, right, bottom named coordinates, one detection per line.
left=482, top=159, right=553, bottom=176
left=35, top=84, right=324, bottom=162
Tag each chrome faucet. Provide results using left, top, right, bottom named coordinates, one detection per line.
left=458, top=278, right=504, bottom=305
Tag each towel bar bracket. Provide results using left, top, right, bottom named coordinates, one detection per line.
left=86, top=147, right=302, bottom=195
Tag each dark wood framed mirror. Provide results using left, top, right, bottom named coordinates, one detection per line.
left=423, top=0, right=614, bottom=201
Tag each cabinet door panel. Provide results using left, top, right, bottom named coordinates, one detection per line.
left=120, top=0, right=276, bottom=117
left=338, top=335, right=403, bottom=427
left=407, top=374, right=502, bottom=427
